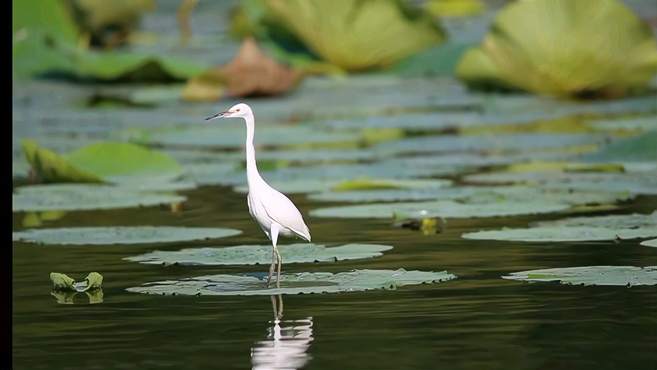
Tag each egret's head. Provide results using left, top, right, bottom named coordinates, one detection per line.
left=205, top=103, right=252, bottom=121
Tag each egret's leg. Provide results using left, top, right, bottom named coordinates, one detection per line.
left=266, top=248, right=276, bottom=286
left=267, top=224, right=280, bottom=288
left=276, top=247, right=283, bottom=288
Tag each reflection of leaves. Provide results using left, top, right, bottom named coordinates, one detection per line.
left=51, top=289, right=104, bottom=304
left=182, top=38, right=303, bottom=102
left=456, top=0, right=657, bottom=97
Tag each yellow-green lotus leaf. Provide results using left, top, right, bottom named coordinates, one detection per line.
left=263, top=0, right=446, bottom=71
left=456, top=0, right=657, bottom=97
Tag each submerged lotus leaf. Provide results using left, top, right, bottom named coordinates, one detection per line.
left=310, top=199, right=569, bottom=219
left=262, top=0, right=445, bottom=71
left=125, top=243, right=392, bottom=266
left=456, top=0, right=657, bottom=97
left=641, top=239, right=657, bottom=247
left=463, top=212, right=657, bottom=242
left=13, top=226, right=241, bottom=245
left=22, top=140, right=182, bottom=185
left=502, top=266, right=657, bottom=286
left=126, top=268, right=456, bottom=296
left=12, top=184, right=186, bottom=212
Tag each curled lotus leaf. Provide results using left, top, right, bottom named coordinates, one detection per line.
left=126, top=269, right=457, bottom=296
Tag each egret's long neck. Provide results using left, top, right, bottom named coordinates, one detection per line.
left=244, top=113, right=261, bottom=187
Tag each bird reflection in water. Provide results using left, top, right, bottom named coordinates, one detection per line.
left=251, top=295, right=314, bottom=370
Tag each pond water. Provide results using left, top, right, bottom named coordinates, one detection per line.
left=12, top=184, right=657, bottom=370
left=12, top=0, right=657, bottom=368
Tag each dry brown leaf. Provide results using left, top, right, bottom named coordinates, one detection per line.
left=182, top=38, right=303, bottom=102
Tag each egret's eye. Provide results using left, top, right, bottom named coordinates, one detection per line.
left=236, top=109, right=241, bottom=112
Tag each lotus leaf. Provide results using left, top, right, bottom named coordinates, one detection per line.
left=641, top=239, right=657, bottom=248
left=463, top=212, right=657, bottom=242
left=261, top=0, right=446, bottom=71
left=502, top=266, right=657, bottom=286
left=125, top=243, right=392, bottom=266
left=456, top=0, right=657, bottom=97
left=583, top=131, right=657, bottom=162
left=126, top=269, right=456, bottom=296
left=22, top=140, right=182, bottom=185
left=12, top=184, right=186, bottom=212
left=50, top=272, right=104, bottom=292
left=310, top=199, right=570, bottom=220
left=14, top=226, right=241, bottom=245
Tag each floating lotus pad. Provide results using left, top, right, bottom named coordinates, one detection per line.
left=463, top=212, right=657, bottom=242
left=591, top=116, right=657, bottom=132
left=126, top=269, right=456, bottom=296
left=125, top=243, right=392, bottom=266
left=640, top=239, right=657, bottom=247
left=374, top=133, right=606, bottom=155
left=13, top=226, right=241, bottom=245
left=310, top=199, right=570, bottom=219
left=502, top=266, right=657, bottom=286
left=308, top=185, right=631, bottom=204
left=122, top=125, right=358, bottom=149
left=465, top=171, right=657, bottom=195
left=583, top=131, right=657, bottom=163
left=12, top=184, right=185, bottom=212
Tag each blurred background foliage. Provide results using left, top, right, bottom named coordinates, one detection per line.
left=13, top=0, right=657, bottom=99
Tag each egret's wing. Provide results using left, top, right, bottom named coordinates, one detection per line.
left=259, top=188, right=311, bottom=241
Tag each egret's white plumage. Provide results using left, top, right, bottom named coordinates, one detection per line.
left=206, top=103, right=311, bottom=287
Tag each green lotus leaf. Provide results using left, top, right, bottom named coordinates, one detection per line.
left=261, top=0, right=446, bottom=71
left=463, top=212, right=657, bottom=242
left=583, top=131, right=657, bottom=163
left=310, top=199, right=570, bottom=220
left=126, top=268, right=456, bottom=296
left=50, top=272, right=76, bottom=290
left=50, top=271, right=104, bottom=292
left=13, top=226, right=241, bottom=245
left=125, top=243, right=392, bottom=266
left=12, top=184, right=186, bottom=212
left=122, top=124, right=357, bottom=149
left=22, top=140, right=182, bottom=185
left=456, top=0, right=657, bottom=97
left=591, top=116, right=657, bottom=132
left=641, top=239, right=657, bottom=248
left=502, top=266, right=657, bottom=286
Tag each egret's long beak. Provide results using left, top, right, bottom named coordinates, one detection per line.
left=205, top=111, right=229, bottom=121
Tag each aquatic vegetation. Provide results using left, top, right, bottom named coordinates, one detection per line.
left=456, top=0, right=657, bottom=97
left=127, top=269, right=456, bottom=296
left=13, top=226, right=241, bottom=245
left=503, top=266, right=657, bottom=286
left=125, top=243, right=393, bottom=266
left=22, top=140, right=182, bottom=185
left=240, top=0, right=446, bottom=71
left=12, top=184, right=185, bottom=212
left=641, top=239, right=657, bottom=248
left=50, top=272, right=103, bottom=292
left=463, top=212, right=657, bottom=242
left=183, top=38, right=303, bottom=102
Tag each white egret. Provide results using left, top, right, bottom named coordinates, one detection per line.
left=205, top=103, right=311, bottom=288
